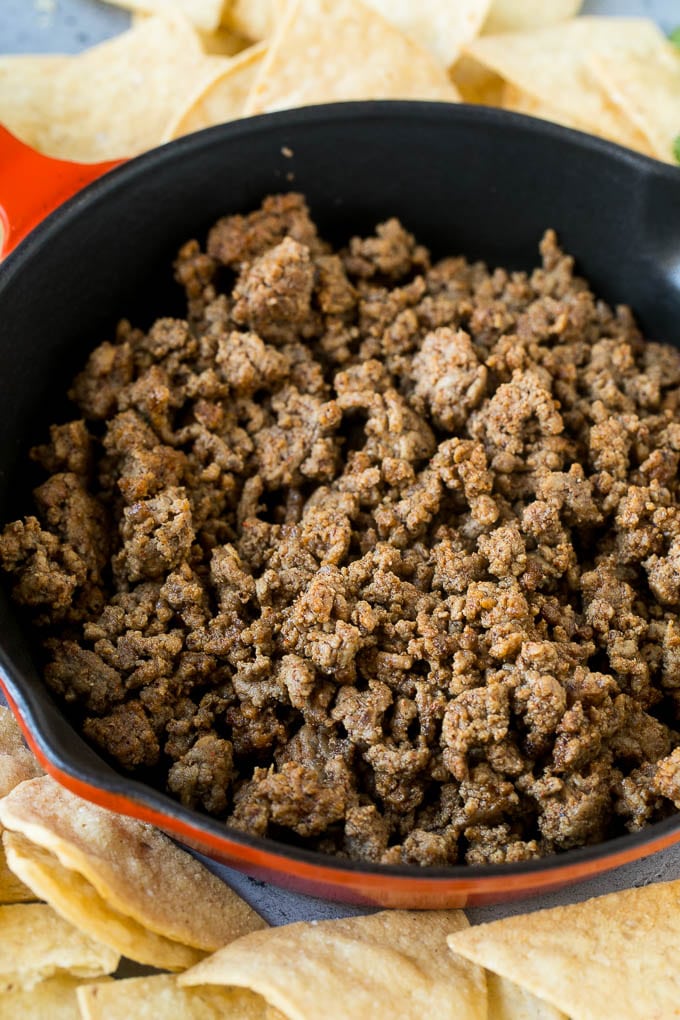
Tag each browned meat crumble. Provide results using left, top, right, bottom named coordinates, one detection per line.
left=4, top=191, right=680, bottom=867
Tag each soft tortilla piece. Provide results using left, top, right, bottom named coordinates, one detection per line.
left=2, top=831, right=204, bottom=970
left=0, top=835, right=36, bottom=903
left=77, top=973, right=271, bottom=1020
left=181, top=909, right=486, bottom=1020
left=358, top=0, right=492, bottom=68
left=103, top=0, right=227, bottom=32
left=483, top=0, right=582, bottom=34
left=0, top=775, right=266, bottom=951
left=244, top=0, right=460, bottom=116
left=447, top=879, right=680, bottom=1020
left=465, top=18, right=666, bottom=150
left=487, top=973, right=568, bottom=1020
left=164, top=43, right=267, bottom=140
left=0, top=975, right=111, bottom=1020
left=0, top=902, right=118, bottom=992
left=0, top=15, right=225, bottom=161
left=589, top=45, right=680, bottom=164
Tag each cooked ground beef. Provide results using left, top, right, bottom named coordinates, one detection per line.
left=4, top=192, right=680, bottom=867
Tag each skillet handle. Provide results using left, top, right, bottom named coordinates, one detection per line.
left=0, top=125, right=124, bottom=259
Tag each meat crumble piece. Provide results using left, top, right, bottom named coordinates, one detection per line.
left=5, top=192, right=680, bottom=866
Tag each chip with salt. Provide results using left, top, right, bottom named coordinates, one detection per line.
left=244, top=0, right=459, bottom=116
left=3, top=831, right=204, bottom=970
left=77, top=973, right=272, bottom=1020
left=0, top=778, right=265, bottom=951
left=103, top=0, right=227, bottom=32
left=465, top=17, right=666, bottom=150
left=0, top=15, right=226, bottom=161
left=589, top=43, right=680, bottom=164
left=483, top=0, right=582, bottom=34
left=181, top=909, right=486, bottom=1020
left=447, top=879, right=680, bottom=1020
left=359, top=0, right=492, bottom=68
left=0, top=776, right=266, bottom=952
left=0, top=975, right=111, bottom=1020
left=164, top=43, right=267, bottom=140
left=0, top=902, right=118, bottom=992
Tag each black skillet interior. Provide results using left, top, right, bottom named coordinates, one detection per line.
left=1, top=102, right=680, bottom=877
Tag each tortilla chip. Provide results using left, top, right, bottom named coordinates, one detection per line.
left=181, top=909, right=486, bottom=1020
left=448, top=879, right=680, bottom=1020
left=2, top=831, right=204, bottom=970
left=0, top=707, right=43, bottom=796
left=245, top=0, right=459, bottom=116
left=589, top=44, right=680, bottom=163
left=77, top=973, right=271, bottom=1020
left=465, top=18, right=666, bottom=150
left=484, top=0, right=582, bottom=34
left=487, top=973, right=568, bottom=1020
left=501, top=82, right=601, bottom=134
left=0, top=15, right=225, bottom=161
left=164, top=43, right=267, bottom=140
left=450, top=54, right=504, bottom=105
left=359, top=0, right=492, bottom=68
left=103, top=0, right=227, bottom=32
left=0, top=775, right=266, bottom=952
left=0, top=975, right=111, bottom=1020
left=225, top=0, right=285, bottom=40
left=0, top=902, right=118, bottom=991
left=197, top=27, right=252, bottom=55
left=0, top=836, right=36, bottom=903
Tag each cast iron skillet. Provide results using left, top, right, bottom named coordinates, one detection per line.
left=1, top=103, right=680, bottom=908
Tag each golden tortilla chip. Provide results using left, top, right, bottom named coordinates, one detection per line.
left=501, top=82, right=602, bottom=134
left=164, top=43, right=267, bottom=140
left=359, top=0, right=492, bottom=68
left=103, top=0, right=227, bottom=32
left=484, top=0, right=582, bottom=34
left=181, top=909, right=486, bottom=1020
left=465, top=18, right=665, bottom=150
left=0, top=707, right=43, bottom=796
left=0, top=902, right=118, bottom=991
left=225, top=0, right=285, bottom=40
left=77, top=973, right=271, bottom=1020
left=0, top=15, right=226, bottom=161
left=0, top=975, right=111, bottom=1020
left=450, top=54, right=505, bottom=105
left=2, top=831, right=204, bottom=970
left=245, top=0, right=460, bottom=116
left=448, top=879, right=680, bottom=1020
left=0, top=775, right=266, bottom=952
left=589, top=44, right=680, bottom=164
left=0, top=836, right=36, bottom=903
left=487, top=973, right=568, bottom=1020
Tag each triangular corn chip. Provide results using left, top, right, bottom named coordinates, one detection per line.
left=589, top=44, right=680, bottom=164
left=245, top=0, right=459, bottom=116
left=0, top=775, right=266, bottom=952
left=77, top=973, right=272, bottom=1020
left=465, top=17, right=665, bottom=150
left=181, top=909, right=486, bottom=1020
left=3, top=831, right=204, bottom=970
left=484, top=0, right=582, bottom=34
left=359, top=0, right=492, bottom=68
left=448, top=880, right=680, bottom=1020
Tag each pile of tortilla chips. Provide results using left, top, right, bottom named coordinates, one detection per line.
left=1, top=704, right=680, bottom=1019
left=0, top=0, right=677, bottom=165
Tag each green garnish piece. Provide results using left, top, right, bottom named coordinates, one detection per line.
left=673, top=135, right=680, bottom=165
left=669, top=26, right=680, bottom=48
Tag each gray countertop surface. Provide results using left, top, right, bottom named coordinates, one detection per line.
left=1, top=0, right=679, bottom=928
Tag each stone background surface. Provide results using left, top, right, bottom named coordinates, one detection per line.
left=0, top=0, right=678, bottom=926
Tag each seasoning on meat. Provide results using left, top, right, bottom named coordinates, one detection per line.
left=3, top=195, right=680, bottom=866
